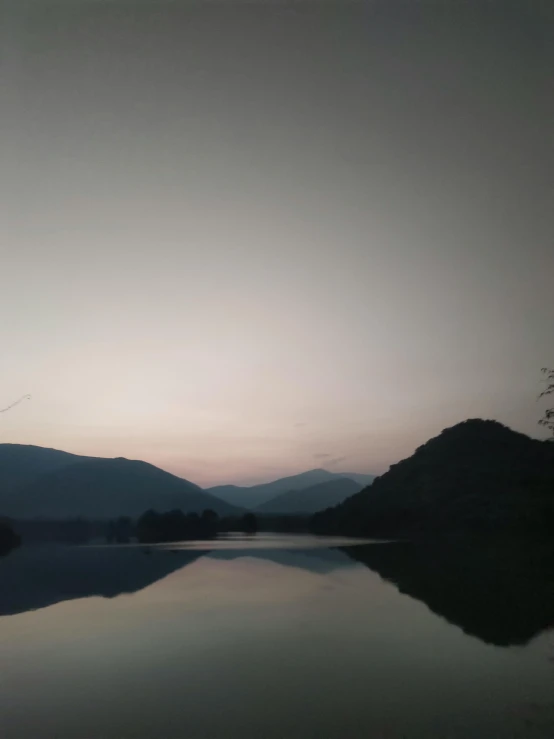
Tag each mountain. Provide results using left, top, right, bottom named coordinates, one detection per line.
left=0, top=443, right=92, bottom=499
left=208, top=469, right=375, bottom=509
left=2, top=456, right=238, bottom=519
left=312, top=419, right=554, bottom=537
left=256, top=477, right=363, bottom=514
left=337, top=472, right=377, bottom=487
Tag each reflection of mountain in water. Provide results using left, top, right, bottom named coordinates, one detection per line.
left=342, top=539, right=554, bottom=647
left=0, top=545, right=204, bottom=617
left=0, top=544, right=356, bottom=617
left=208, top=547, right=355, bottom=574
left=7, top=538, right=550, bottom=645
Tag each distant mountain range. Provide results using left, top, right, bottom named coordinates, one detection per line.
left=0, top=444, right=375, bottom=520
left=313, top=419, right=554, bottom=537
left=208, top=469, right=375, bottom=510
left=0, top=444, right=238, bottom=519
left=256, top=477, right=364, bottom=514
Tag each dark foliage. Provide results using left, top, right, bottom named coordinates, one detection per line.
left=11, top=518, right=109, bottom=544
left=539, top=367, right=554, bottom=438
left=259, top=514, right=311, bottom=533
left=312, top=419, right=554, bottom=537
left=0, top=519, right=21, bottom=556
left=217, top=513, right=309, bottom=533
left=107, top=516, right=133, bottom=544
left=241, top=512, right=258, bottom=534
left=136, top=508, right=220, bottom=543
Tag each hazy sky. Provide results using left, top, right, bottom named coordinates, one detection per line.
left=1, top=0, right=552, bottom=486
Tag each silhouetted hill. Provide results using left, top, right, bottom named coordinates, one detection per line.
left=4, top=458, right=238, bottom=519
left=313, top=419, right=554, bottom=537
left=256, top=478, right=363, bottom=514
left=343, top=538, right=554, bottom=647
left=0, top=443, right=93, bottom=502
left=209, top=469, right=375, bottom=509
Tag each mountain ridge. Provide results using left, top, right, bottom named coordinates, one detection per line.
left=209, top=468, right=375, bottom=509
left=0, top=444, right=238, bottom=519
left=312, top=419, right=554, bottom=537
left=256, top=477, right=364, bottom=514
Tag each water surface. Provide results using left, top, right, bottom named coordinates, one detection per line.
left=1, top=534, right=553, bottom=738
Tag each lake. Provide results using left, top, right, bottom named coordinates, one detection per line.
left=0, top=533, right=553, bottom=738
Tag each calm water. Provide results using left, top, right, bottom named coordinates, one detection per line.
left=1, top=534, right=553, bottom=738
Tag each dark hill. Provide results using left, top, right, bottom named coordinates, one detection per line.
left=256, top=477, right=363, bottom=514
left=312, top=419, right=554, bottom=537
left=4, top=457, right=238, bottom=519
left=0, top=443, right=92, bottom=502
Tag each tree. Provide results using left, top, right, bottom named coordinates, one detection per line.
left=107, top=516, right=133, bottom=543
left=242, top=512, right=258, bottom=534
left=137, top=509, right=161, bottom=543
left=0, top=519, right=21, bottom=556
left=200, top=509, right=219, bottom=538
left=538, top=367, right=554, bottom=439
left=136, top=508, right=219, bottom=542
left=201, top=509, right=219, bottom=526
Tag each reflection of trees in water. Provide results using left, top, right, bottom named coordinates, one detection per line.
left=342, top=538, right=554, bottom=647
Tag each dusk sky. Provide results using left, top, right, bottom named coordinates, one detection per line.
left=1, top=0, right=552, bottom=487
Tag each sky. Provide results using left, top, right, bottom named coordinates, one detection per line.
left=1, top=0, right=552, bottom=487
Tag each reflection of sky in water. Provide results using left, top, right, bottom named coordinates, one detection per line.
left=92, top=533, right=381, bottom=550
left=0, top=537, right=553, bottom=739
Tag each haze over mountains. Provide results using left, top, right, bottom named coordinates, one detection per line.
left=208, top=469, right=375, bottom=510
left=256, top=478, right=364, bottom=515
left=0, top=444, right=375, bottom=519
